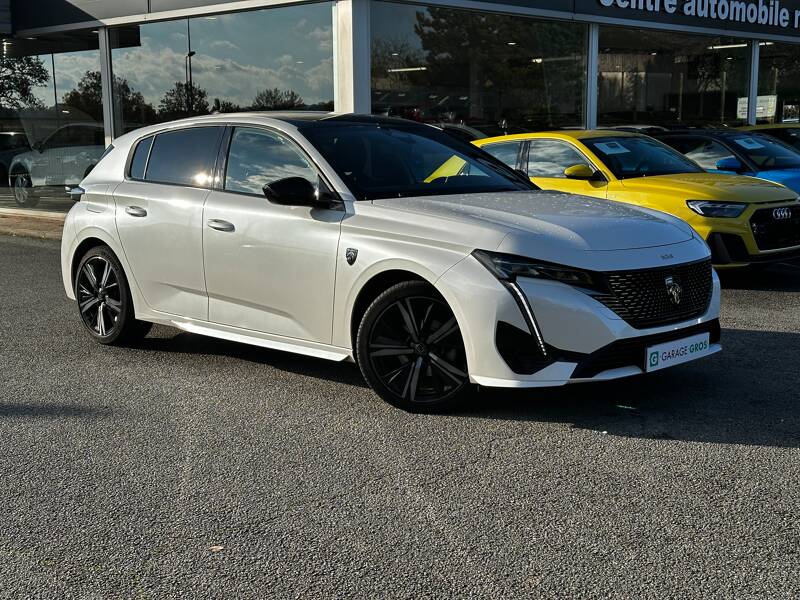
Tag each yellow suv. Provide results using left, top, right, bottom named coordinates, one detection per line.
left=474, top=130, right=800, bottom=267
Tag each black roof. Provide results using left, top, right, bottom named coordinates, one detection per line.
left=250, top=111, right=426, bottom=128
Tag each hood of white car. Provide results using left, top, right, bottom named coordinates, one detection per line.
left=370, top=190, right=693, bottom=252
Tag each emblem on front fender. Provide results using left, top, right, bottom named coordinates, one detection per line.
left=345, top=248, right=358, bottom=265
left=665, top=276, right=682, bottom=305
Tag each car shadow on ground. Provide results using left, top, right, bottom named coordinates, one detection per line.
left=718, top=261, right=800, bottom=291
left=454, top=327, right=800, bottom=448
left=132, top=329, right=368, bottom=388
left=135, top=326, right=799, bottom=448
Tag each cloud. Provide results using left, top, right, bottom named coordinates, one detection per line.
left=112, top=44, right=333, bottom=107
left=209, top=40, right=240, bottom=51
left=307, top=26, right=332, bottom=52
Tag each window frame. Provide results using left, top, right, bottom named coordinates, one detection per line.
left=124, top=125, right=226, bottom=189
left=213, top=123, right=342, bottom=206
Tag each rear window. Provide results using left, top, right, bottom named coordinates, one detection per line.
left=145, top=127, right=222, bottom=187
left=129, top=136, right=152, bottom=179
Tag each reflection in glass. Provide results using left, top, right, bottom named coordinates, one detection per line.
left=109, top=3, right=334, bottom=134
left=225, top=128, right=317, bottom=196
left=757, top=43, right=800, bottom=124
left=371, top=2, right=586, bottom=136
left=0, top=31, right=103, bottom=211
left=598, top=27, right=750, bottom=128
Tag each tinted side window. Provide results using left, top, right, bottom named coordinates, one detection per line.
left=527, top=139, right=591, bottom=178
left=481, top=142, right=520, bottom=170
left=676, top=138, right=735, bottom=170
left=224, top=127, right=318, bottom=195
left=145, top=127, right=222, bottom=187
left=129, top=136, right=153, bottom=179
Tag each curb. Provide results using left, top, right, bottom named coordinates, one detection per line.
left=0, top=208, right=65, bottom=241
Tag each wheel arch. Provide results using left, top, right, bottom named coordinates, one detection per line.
left=349, top=269, right=429, bottom=352
left=71, top=237, right=111, bottom=288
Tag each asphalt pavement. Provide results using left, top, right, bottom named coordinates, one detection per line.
left=1, top=234, right=799, bottom=598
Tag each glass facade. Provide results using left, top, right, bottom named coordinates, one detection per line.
left=0, top=31, right=102, bottom=210
left=757, top=42, right=800, bottom=124
left=109, top=3, right=335, bottom=134
left=598, top=27, right=750, bottom=128
left=370, top=2, right=586, bottom=136
left=6, top=0, right=800, bottom=213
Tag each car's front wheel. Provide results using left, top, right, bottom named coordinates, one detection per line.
left=75, top=246, right=152, bottom=345
left=11, top=169, right=38, bottom=208
left=356, top=281, right=470, bottom=412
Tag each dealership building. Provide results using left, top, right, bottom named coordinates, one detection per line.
left=3, top=0, right=800, bottom=172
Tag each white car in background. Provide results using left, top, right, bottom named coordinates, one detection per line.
left=60, top=113, right=721, bottom=411
left=10, top=122, right=105, bottom=207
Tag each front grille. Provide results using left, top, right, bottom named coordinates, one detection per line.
left=750, top=206, right=800, bottom=251
left=594, top=259, right=713, bottom=329
left=571, top=319, right=721, bottom=379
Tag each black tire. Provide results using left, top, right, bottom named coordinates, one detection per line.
left=356, top=281, right=471, bottom=412
left=74, top=245, right=152, bottom=345
left=11, top=169, right=38, bottom=208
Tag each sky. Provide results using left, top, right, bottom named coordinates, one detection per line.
left=30, top=2, right=335, bottom=111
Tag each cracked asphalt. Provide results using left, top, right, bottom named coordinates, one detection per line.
left=1, top=234, right=799, bottom=598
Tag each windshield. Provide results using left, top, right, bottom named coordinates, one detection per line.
left=727, top=135, right=800, bottom=171
left=299, top=122, right=534, bottom=200
left=583, top=136, right=704, bottom=179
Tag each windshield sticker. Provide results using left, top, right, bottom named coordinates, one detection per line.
left=595, top=141, right=630, bottom=155
left=734, top=138, right=765, bottom=150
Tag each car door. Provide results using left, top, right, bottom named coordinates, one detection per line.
left=202, top=126, right=344, bottom=343
left=114, top=126, right=224, bottom=320
left=525, top=138, right=608, bottom=198
left=32, top=128, right=67, bottom=187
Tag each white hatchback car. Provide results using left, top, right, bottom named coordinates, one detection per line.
left=60, top=113, right=721, bottom=411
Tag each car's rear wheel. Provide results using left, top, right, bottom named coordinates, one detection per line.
left=356, top=281, right=470, bottom=412
left=75, top=246, right=152, bottom=345
left=12, top=169, right=38, bottom=208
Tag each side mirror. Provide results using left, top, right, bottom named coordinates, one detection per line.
left=564, top=164, right=605, bottom=182
left=33, top=141, right=44, bottom=153
left=715, top=156, right=743, bottom=172
left=263, top=176, right=318, bottom=206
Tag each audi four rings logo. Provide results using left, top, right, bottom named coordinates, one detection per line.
left=773, top=207, right=792, bottom=220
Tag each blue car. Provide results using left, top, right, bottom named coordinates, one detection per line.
left=654, top=130, right=800, bottom=193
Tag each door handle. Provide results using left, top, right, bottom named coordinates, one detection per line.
left=125, top=205, right=147, bottom=218
left=207, top=218, right=235, bottom=232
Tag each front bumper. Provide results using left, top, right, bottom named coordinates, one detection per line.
left=436, top=253, right=721, bottom=388
left=691, top=201, right=800, bottom=266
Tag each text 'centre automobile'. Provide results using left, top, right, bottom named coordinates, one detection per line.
left=60, top=113, right=721, bottom=411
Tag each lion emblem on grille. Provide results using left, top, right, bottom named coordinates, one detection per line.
left=664, top=276, right=682, bottom=305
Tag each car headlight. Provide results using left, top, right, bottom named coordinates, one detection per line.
left=686, top=200, right=747, bottom=218
left=472, top=249, right=598, bottom=289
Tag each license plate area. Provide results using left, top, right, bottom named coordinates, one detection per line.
left=645, top=332, right=712, bottom=372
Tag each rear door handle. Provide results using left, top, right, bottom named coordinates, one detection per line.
left=207, top=218, right=235, bottom=232
left=125, top=206, right=147, bottom=218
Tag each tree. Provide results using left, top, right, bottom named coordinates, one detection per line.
left=251, top=88, right=305, bottom=110
left=61, top=70, right=156, bottom=124
left=0, top=55, right=48, bottom=109
left=158, top=82, right=209, bottom=120
left=211, top=98, right=242, bottom=113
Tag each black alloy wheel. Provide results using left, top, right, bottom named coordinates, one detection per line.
left=357, top=281, right=470, bottom=412
left=75, top=246, right=152, bottom=345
